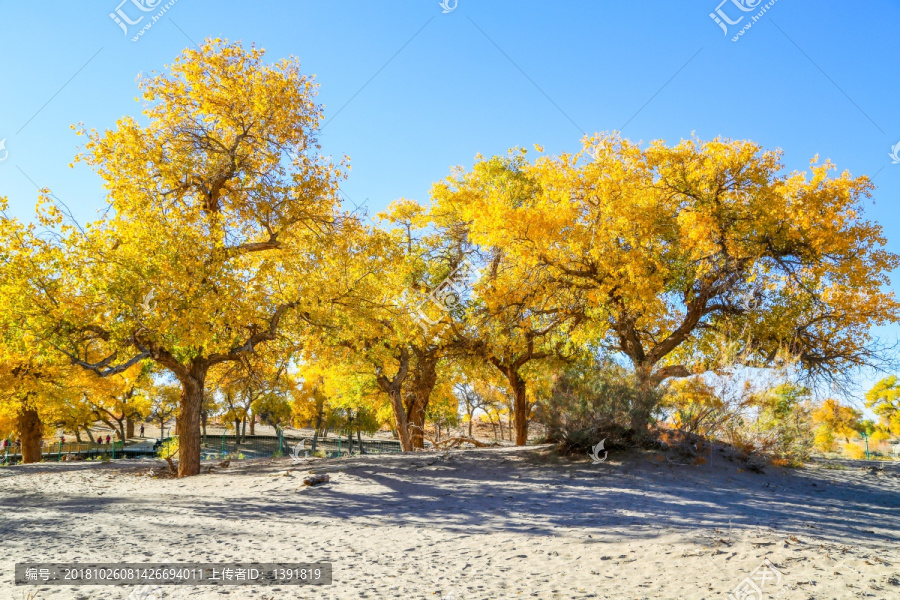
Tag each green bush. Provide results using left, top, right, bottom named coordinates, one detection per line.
left=535, top=360, right=662, bottom=453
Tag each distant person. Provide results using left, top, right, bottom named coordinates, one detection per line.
left=140, top=424, right=145, bottom=437
left=60, top=436, right=65, bottom=444
left=1, top=439, right=7, bottom=450
left=106, top=435, right=111, bottom=444
left=97, top=435, right=103, bottom=444
left=15, top=438, right=20, bottom=448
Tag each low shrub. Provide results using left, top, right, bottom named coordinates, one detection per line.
left=535, top=362, right=662, bottom=455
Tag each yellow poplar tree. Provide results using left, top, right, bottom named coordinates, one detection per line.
left=0, top=199, right=88, bottom=461
left=306, top=205, right=465, bottom=451
left=865, top=377, right=900, bottom=436
left=446, top=137, right=899, bottom=430
left=87, top=364, right=153, bottom=442
left=21, top=41, right=352, bottom=476
left=430, top=155, right=585, bottom=444
left=811, top=398, right=862, bottom=449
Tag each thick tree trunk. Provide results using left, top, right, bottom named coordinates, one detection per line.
left=376, top=351, right=412, bottom=452
left=488, top=359, right=531, bottom=446
left=630, top=365, right=655, bottom=432
left=16, top=407, right=43, bottom=464
left=406, top=351, right=438, bottom=450
left=74, top=429, right=83, bottom=443
left=468, top=415, right=473, bottom=438
left=407, top=396, right=427, bottom=450
left=249, top=414, right=255, bottom=436
left=117, top=419, right=126, bottom=443
left=311, top=402, right=323, bottom=452
left=177, top=373, right=205, bottom=478
left=126, top=417, right=135, bottom=439
left=389, top=388, right=413, bottom=452
left=503, top=369, right=530, bottom=446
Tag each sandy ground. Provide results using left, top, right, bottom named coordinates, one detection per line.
left=0, top=446, right=898, bottom=600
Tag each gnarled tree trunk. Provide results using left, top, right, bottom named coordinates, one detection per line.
left=406, top=395, right=427, bottom=450
left=501, top=368, right=530, bottom=446
left=388, top=388, right=412, bottom=452
left=630, top=365, right=654, bottom=432
left=376, top=350, right=413, bottom=452
left=16, top=407, right=43, bottom=464
left=126, top=417, right=135, bottom=439
left=177, top=370, right=206, bottom=478
left=311, top=398, right=324, bottom=452
left=406, top=351, right=439, bottom=450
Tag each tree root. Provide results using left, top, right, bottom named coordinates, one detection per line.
left=164, top=456, right=178, bottom=474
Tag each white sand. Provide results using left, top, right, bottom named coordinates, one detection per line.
left=1, top=447, right=898, bottom=599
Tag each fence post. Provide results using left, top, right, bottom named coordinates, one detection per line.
left=221, top=432, right=226, bottom=459
left=338, top=431, right=342, bottom=457
left=278, top=430, right=284, bottom=455
left=58, top=440, right=62, bottom=462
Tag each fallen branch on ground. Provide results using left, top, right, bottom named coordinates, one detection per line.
left=303, top=473, right=330, bottom=486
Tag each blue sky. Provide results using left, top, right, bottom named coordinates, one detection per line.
left=1, top=0, right=898, bottom=398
